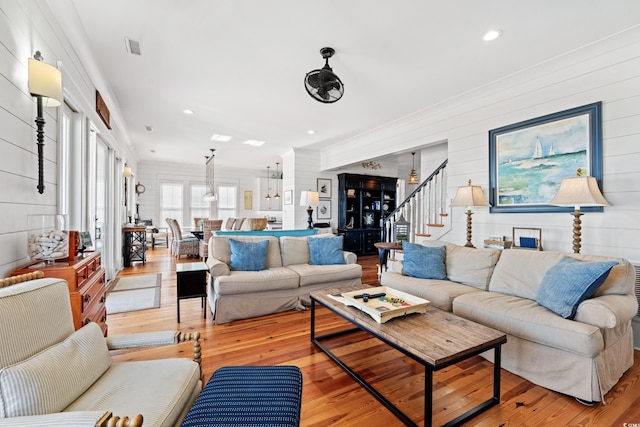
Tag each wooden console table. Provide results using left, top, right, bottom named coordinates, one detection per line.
left=12, top=251, right=107, bottom=336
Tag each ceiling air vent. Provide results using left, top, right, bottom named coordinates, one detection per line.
left=125, top=38, right=142, bottom=56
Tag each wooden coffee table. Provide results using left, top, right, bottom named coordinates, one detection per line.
left=310, top=286, right=507, bottom=427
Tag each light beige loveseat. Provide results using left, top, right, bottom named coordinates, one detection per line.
left=381, top=241, right=637, bottom=403
left=206, top=235, right=362, bottom=323
left=0, top=275, right=202, bottom=426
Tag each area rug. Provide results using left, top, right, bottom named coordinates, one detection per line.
left=106, top=273, right=162, bottom=314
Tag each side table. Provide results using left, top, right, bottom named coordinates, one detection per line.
left=175, top=262, right=208, bottom=323
left=123, top=226, right=146, bottom=267
left=373, top=241, right=403, bottom=279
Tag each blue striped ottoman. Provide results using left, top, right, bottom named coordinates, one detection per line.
left=181, top=365, right=303, bottom=427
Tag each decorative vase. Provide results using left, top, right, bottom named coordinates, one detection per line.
left=27, top=214, right=69, bottom=262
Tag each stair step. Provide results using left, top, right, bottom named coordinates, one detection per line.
left=415, top=233, right=431, bottom=237
left=426, top=224, right=445, bottom=228
left=439, top=213, right=449, bottom=217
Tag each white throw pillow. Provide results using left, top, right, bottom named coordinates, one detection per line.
left=0, top=322, right=111, bottom=417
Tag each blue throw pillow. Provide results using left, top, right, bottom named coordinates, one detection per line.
left=536, top=256, right=618, bottom=319
left=401, top=241, right=447, bottom=280
left=228, top=239, right=269, bottom=271
left=308, top=236, right=345, bottom=265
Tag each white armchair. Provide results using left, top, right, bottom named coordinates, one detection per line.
left=0, top=273, right=202, bottom=427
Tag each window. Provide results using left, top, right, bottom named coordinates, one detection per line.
left=217, top=185, right=237, bottom=222
left=160, top=182, right=184, bottom=225
left=190, top=183, right=210, bottom=221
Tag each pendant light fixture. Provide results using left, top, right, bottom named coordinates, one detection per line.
left=408, top=152, right=419, bottom=185
left=265, top=166, right=271, bottom=200
left=274, top=162, right=280, bottom=199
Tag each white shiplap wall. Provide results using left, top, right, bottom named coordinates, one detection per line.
left=0, top=1, right=136, bottom=277
left=320, top=26, right=640, bottom=261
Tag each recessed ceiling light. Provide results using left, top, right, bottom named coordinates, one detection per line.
left=183, top=109, right=194, bottom=115
left=483, top=29, right=503, bottom=41
left=307, top=130, right=316, bottom=135
left=211, top=134, right=232, bottom=142
left=243, top=139, right=266, bottom=147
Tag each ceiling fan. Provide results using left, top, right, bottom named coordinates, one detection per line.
left=304, top=47, right=344, bottom=103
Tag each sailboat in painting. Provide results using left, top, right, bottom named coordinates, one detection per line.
left=532, top=137, right=555, bottom=158
left=532, top=137, right=543, bottom=159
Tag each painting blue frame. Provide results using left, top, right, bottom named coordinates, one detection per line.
left=489, top=102, right=603, bottom=213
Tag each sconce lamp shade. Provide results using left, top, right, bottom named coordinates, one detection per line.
left=28, top=58, right=62, bottom=107
left=300, top=190, right=319, bottom=207
left=450, top=180, right=491, bottom=208
left=549, top=176, right=609, bottom=208
left=123, top=164, right=132, bottom=178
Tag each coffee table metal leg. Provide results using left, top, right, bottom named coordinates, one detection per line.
left=425, top=368, right=433, bottom=427
left=494, top=346, right=501, bottom=400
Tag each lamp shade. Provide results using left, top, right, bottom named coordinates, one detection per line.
left=28, top=58, right=62, bottom=107
left=450, top=180, right=491, bottom=208
left=549, top=176, right=609, bottom=208
left=123, top=164, right=132, bottom=178
left=300, top=190, right=319, bottom=207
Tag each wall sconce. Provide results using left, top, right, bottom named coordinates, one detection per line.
left=123, top=164, right=132, bottom=178
left=28, top=51, right=63, bottom=194
left=300, top=190, right=319, bottom=229
left=408, top=152, right=419, bottom=185
left=450, top=179, right=491, bottom=247
left=549, top=171, right=609, bottom=254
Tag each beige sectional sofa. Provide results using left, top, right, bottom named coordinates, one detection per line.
left=381, top=241, right=637, bottom=403
left=206, top=235, right=362, bottom=324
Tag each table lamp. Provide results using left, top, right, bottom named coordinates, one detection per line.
left=450, top=180, right=491, bottom=248
left=300, top=190, right=319, bottom=229
left=549, top=172, right=609, bottom=253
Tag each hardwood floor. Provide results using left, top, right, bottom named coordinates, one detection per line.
left=110, top=247, right=640, bottom=426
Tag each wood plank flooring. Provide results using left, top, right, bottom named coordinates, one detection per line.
left=109, top=247, right=640, bottom=426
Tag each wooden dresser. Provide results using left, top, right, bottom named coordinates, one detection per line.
left=12, top=251, right=107, bottom=336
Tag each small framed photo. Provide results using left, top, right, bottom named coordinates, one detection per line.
left=284, top=190, right=293, bottom=205
left=317, top=178, right=332, bottom=199
left=512, top=227, right=542, bottom=251
left=317, top=199, right=331, bottom=219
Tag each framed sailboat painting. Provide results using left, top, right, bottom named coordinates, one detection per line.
left=488, top=102, right=603, bottom=213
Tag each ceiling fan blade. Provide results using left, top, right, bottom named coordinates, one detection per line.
left=327, top=80, right=341, bottom=91
left=306, top=72, right=321, bottom=89
left=316, top=87, right=330, bottom=100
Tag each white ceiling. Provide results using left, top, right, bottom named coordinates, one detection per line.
left=53, top=0, right=640, bottom=171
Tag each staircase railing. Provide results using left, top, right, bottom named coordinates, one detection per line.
left=383, top=159, right=448, bottom=242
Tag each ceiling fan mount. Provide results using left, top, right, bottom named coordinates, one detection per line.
left=304, top=47, right=344, bottom=104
